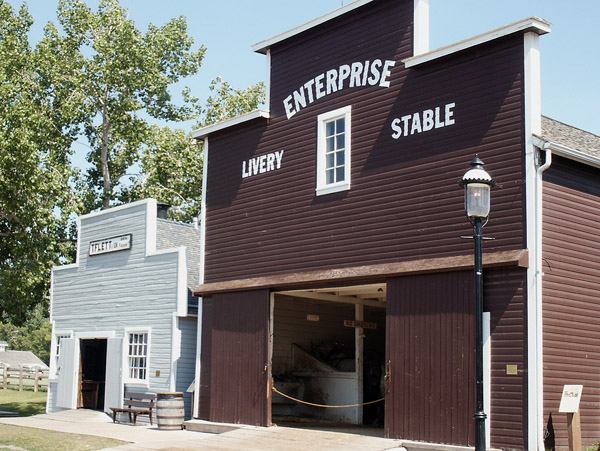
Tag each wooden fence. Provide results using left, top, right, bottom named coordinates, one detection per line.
left=1, top=365, right=49, bottom=392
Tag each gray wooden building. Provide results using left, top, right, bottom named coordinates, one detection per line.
left=47, top=199, right=200, bottom=419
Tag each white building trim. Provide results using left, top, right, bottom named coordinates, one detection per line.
left=404, top=17, right=551, bottom=68
left=524, top=31, right=544, bottom=451
left=251, top=0, right=375, bottom=54
left=413, top=0, right=430, bottom=55
left=191, top=110, right=270, bottom=140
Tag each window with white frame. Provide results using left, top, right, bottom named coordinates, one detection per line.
left=127, top=332, right=148, bottom=382
left=316, top=105, right=352, bottom=196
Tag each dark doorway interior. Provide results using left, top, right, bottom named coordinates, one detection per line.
left=79, top=339, right=107, bottom=410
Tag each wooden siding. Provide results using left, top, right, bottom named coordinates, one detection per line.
left=176, top=316, right=197, bottom=419
left=542, top=156, right=600, bottom=449
left=49, top=201, right=196, bottom=413
left=198, top=297, right=212, bottom=420
left=385, top=271, right=475, bottom=444
left=486, top=267, right=528, bottom=449
left=385, top=267, right=528, bottom=448
left=206, top=290, right=271, bottom=426
left=203, top=1, right=527, bottom=284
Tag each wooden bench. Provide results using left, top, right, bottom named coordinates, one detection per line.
left=110, top=392, right=156, bottom=425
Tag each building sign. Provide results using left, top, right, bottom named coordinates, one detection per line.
left=558, top=385, right=583, bottom=413
left=391, top=102, right=456, bottom=139
left=89, top=234, right=132, bottom=256
left=283, top=59, right=396, bottom=119
left=242, top=150, right=284, bottom=179
left=344, top=320, right=377, bottom=330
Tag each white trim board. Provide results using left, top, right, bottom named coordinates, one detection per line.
left=404, top=17, right=551, bottom=68
left=191, top=110, right=270, bottom=140
left=252, top=0, right=374, bottom=54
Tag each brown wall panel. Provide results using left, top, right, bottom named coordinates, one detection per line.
left=542, top=157, right=600, bottom=449
left=203, top=0, right=527, bottom=284
left=205, top=290, right=271, bottom=426
left=385, top=267, right=528, bottom=448
left=385, top=271, right=475, bottom=445
left=486, top=267, right=528, bottom=449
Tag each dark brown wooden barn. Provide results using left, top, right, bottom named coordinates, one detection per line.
left=191, top=1, right=600, bottom=449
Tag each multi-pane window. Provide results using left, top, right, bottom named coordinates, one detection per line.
left=317, top=106, right=351, bottom=195
left=324, top=118, right=346, bottom=185
left=128, top=332, right=148, bottom=381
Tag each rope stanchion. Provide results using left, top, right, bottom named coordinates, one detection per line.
left=272, top=386, right=384, bottom=409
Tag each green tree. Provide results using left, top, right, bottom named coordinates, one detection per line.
left=194, top=77, right=266, bottom=128
left=123, top=78, right=266, bottom=222
left=37, top=0, right=205, bottom=211
left=0, top=2, right=79, bottom=325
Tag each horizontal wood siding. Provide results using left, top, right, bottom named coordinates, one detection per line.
left=386, top=271, right=475, bottom=444
left=203, top=0, right=526, bottom=284
left=51, top=202, right=182, bottom=399
left=208, top=290, right=271, bottom=425
left=542, top=157, right=600, bottom=449
left=176, top=316, right=197, bottom=419
left=386, top=267, right=528, bottom=447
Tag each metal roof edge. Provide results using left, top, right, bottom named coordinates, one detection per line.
left=533, top=135, right=600, bottom=170
left=403, top=16, right=552, bottom=68
left=191, top=109, right=270, bottom=139
left=251, top=0, right=374, bottom=54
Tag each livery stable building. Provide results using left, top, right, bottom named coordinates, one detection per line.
left=191, top=0, right=600, bottom=450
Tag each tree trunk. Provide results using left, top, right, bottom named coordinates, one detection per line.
left=101, top=99, right=111, bottom=209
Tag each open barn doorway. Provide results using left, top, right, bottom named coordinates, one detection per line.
left=271, top=284, right=386, bottom=428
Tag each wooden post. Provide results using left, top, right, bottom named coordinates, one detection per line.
left=19, top=367, right=24, bottom=391
left=34, top=368, right=40, bottom=393
left=2, top=365, right=7, bottom=390
left=567, top=410, right=582, bottom=451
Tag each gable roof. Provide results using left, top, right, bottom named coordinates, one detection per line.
left=0, top=350, right=48, bottom=369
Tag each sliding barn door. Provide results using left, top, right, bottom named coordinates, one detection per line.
left=208, top=289, right=271, bottom=426
left=386, top=271, right=475, bottom=445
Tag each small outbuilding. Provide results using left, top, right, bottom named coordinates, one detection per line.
left=47, top=199, right=200, bottom=420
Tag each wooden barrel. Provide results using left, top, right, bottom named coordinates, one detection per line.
left=156, top=392, right=184, bottom=430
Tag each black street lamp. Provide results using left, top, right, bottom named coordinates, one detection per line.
left=459, top=155, right=496, bottom=451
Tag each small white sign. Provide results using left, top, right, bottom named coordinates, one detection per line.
left=559, top=385, right=583, bottom=413
left=89, top=234, right=132, bottom=256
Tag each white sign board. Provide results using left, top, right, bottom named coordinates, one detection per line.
left=558, top=385, right=583, bottom=413
left=89, top=234, right=132, bottom=256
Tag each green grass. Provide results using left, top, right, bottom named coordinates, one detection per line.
left=0, top=388, right=47, bottom=416
left=0, top=424, right=126, bottom=451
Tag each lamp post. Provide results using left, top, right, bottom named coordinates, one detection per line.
left=459, top=155, right=496, bottom=451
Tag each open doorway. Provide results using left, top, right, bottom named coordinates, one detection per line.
left=78, top=339, right=107, bottom=410
left=271, top=284, right=386, bottom=428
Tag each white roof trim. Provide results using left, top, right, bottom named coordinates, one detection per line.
left=404, top=17, right=551, bottom=68
left=533, top=135, right=600, bottom=169
left=80, top=198, right=154, bottom=221
left=252, top=0, right=374, bottom=54
left=191, top=109, right=270, bottom=139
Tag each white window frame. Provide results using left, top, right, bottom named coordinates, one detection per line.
left=316, top=105, right=352, bottom=196
left=50, top=331, right=73, bottom=379
left=123, top=329, right=151, bottom=386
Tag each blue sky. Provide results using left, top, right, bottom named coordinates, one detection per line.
left=8, top=0, right=600, bottom=139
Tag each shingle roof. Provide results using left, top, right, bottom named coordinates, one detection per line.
left=542, top=116, right=600, bottom=160
left=0, top=351, right=48, bottom=369
left=156, top=219, right=202, bottom=315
